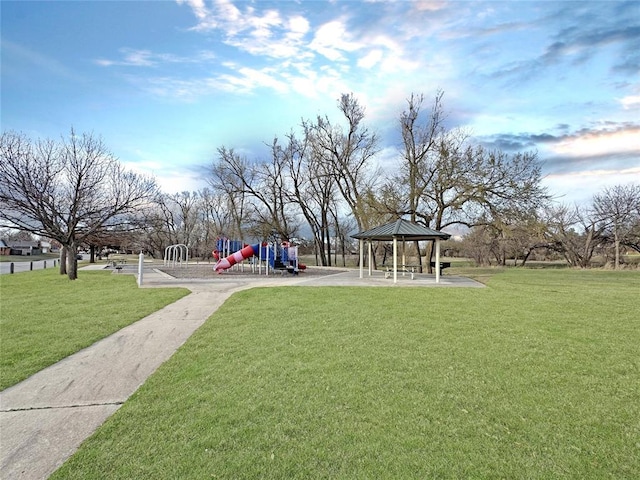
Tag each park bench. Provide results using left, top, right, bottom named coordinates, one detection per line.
left=430, top=261, right=451, bottom=275
left=384, top=265, right=420, bottom=280
left=110, top=256, right=127, bottom=268
left=382, top=262, right=450, bottom=279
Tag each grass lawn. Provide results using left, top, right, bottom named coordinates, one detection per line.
left=52, top=269, right=640, bottom=478
left=0, top=268, right=189, bottom=390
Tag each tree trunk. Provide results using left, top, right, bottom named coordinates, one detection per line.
left=66, top=242, right=78, bottom=280
left=413, top=240, right=423, bottom=272
left=324, top=227, right=331, bottom=267
left=425, top=241, right=434, bottom=273
left=59, top=246, right=68, bottom=275
left=340, top=235, right=347, bottom=267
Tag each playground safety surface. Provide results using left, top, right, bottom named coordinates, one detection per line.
left=0, top=264, right=483, bottom=480
left=155, top=263, right=486, bottom=288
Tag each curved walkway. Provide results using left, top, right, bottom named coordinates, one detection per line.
left=0, top=266, right=483, bottom=479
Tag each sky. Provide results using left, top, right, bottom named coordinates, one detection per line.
left=2, top=0, right=639, bottom=207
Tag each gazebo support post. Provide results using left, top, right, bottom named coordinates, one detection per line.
left=435, top=239, right=441, bottom=283
left=359, top=239, right=364, bottom=278
left=393, top=238, right=398, bottom=283
left=401, top=239, right=406, bottom=276
left=368, top=241, right=373, bottom=276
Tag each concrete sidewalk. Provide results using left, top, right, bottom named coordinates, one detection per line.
left=0, top=274, right=262, bottom=479
left=1, top=266, right=483, bottom=479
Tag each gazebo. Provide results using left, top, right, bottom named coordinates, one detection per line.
left=351, top=219, right=451, bottom=283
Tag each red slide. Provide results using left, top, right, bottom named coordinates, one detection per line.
left=213, top=244, right=259, bottom=272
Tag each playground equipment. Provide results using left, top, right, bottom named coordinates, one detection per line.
left=213, top=238, right=305, bottom=275
left=164, top=244, right=189, bottom=268
left=214, top=243, right=260, bottom=271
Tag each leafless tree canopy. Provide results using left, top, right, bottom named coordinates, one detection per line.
left=5, top=93, right=634, bottom=273
left=205, top=95, right=381, bottom=266
left=306, top=93, right=381, bottom=231
left=0, top=129, right=157, bottom=279
left=593, top=184, right=640, bottom=268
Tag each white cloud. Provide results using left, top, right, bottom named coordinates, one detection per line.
left=176, top=0, right=208, bottom=22
left=274, top=59, right=347, bottom=99
left=178, top=1, right=313, bottom=61
left=379, top=53, right=421, bottom=76
left=167, top=2, right=439, bottom=102
left=544, top=166, right=640, bottom=204
left=358, top=49, right=383, bottom=69
left=246, top=7, right=282, bottom=39
left=289, top=75, right=319, bottom=97
left=226, top=37, right=299, bottom=58
left=188, top=0, right=241, bottom=31
left=309, top=20, right=362, bottom=61
left=413, top=0, right=448, bottom=12
left=552, top=128, right=640, bottom=158
left=156, top=170, right=208, bottom=194
left=96, top=49, right=156, bottom=67
left=204, top=65, right=291, bottom=95
left=125, top=74, right=231, bottom=100
left=236, top=67, right=289, bottom=94
left=95, top=48, right=216, bottom=67
left=123, top=151, right=208, bottom=194
left=288, top=15, right=310, bottom=36
left=620, top=95, right=640, bottom=110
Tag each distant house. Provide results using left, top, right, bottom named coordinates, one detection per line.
left=8, top=241, right=42, bottom=256
left=0, top=239, right=11, bottom=256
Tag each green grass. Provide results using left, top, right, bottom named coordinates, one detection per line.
left=0, top=268, right=189, bottom=390
left=51, top=269, right=640, bottom=479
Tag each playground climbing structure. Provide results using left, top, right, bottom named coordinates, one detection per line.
left=213, top=238, right=305, bottom=275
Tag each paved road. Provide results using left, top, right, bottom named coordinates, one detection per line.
left=0, top=259, right=60, bottom=275
left=0, top=255, right=94, bottom=275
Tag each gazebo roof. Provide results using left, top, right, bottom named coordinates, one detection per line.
left=351, top=218, right=451, bottom=241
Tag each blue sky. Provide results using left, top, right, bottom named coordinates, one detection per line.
left=2, top=0, right=639, bottom=206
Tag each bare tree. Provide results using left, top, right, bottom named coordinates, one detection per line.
left=465, top=209, right=554, bottom=267
left=306, top=93, right=381, bottom=231
left=247, top=138, right=299, bottom=240
left=592, top=183, right=640, bottom=268
left=142, top=192, right=201, bottom=254
left=199, top=187, right=235, bottom=258
left=395, top=90, right=446, bottom=271
left=208, top=147, right=249, bottom=240
left=283, top=130, right=338, bottom=266
left=0, top=228, right=37, bottom=242
left=398, top=90, right=445, bottom=223
left=165, top=191, right=201, bottom=248
left=460, top=224, right=501, bottom=266
left=390, top=91, right=551, bottom=269
left=134, top=196, right=176, bottom=258
left=543, top=204, right=604, bottom=268
left=210, top=144, right=298, bottom=242
left=0, top=130, right=157, bottom=280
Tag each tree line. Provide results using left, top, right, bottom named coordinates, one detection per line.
left=2, top=92, right=639, bottom=279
